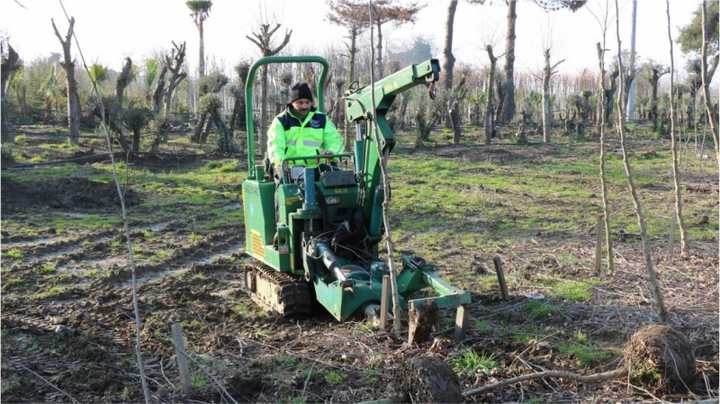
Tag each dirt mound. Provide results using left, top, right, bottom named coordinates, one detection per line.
left=2, top=177, right=140, bottom=211
left=624, top=325, right=695, bottom=393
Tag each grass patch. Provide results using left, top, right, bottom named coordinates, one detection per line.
left=323, top=370, right=346, bottom=385
left=40, top=261, right=57, bottom=274
left=3, top=248, right=23, bottom=260
left=524, top=299, right=560, bottom=319
left=449, top=349, right=497, bottom=375
left=558, top=331, right=614, bottom=367
left=549, top=279, right=596, bottom=302
left=32, top=284, right=65, bottom=300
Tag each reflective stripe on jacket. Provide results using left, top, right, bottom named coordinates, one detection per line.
left=267, top=108, right=343, bottom=167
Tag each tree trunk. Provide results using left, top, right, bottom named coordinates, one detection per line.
left=152, top=65, right=168, bottom=114
left=116, top=57, right=133, bottom=109
left=542, top=49, right=552, bottom=143
left=686, top=84, right=697, bottom=130
left=201, top=115, right=213, bottom=144
left=375, top=20, right=384, bottom=78
left=614, top=0, right=667, bottom=322
left=193, top=112, right=207, bottom=143
left=625, top=0, right=638, bottom=120
left=665, top=0, right=689, bottom=257
left=52, top=18, right=80, bottom=145
left=347, top=27, right=358, bottom=86
left=0, top=85, right=10, bottom=143
left=198, top=21, right=205, bottom=78
left=500, top=0, right=517, bottom=123
left=699, top=0, right=720, bottom=236
left=132, top=128, right=141, bottom=154
left=442, top=0, right=458, bottom=91
left=398, top=93, right=409, bottom=131
left=596, top=42, right=614, bottom=273
left=484, top=45, right=497, bottom=145
left=649, top=71, right=661, bottom=132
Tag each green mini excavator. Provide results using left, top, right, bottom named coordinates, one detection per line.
left=241, top=56, right=469, bottom=321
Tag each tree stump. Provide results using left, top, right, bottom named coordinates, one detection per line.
left=407, top=302, right=438, bottom=345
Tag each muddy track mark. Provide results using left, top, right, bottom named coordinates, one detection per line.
left=96, top=229, right=244, bottom=287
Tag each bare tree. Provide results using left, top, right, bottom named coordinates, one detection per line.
left=246, top=22, right=292, bottom=156
left=699, top=0, right=719, bottom=170
left=596, top=41, right=614, bottom=273
left=643, top=62, right=668, bottom=132
left=1, top=42, right=22, bottom=143
left=442, top=0, right=463, bottom=142
left=449, top=73, right=469, bottom=144
left=186, top=1, right=212, bottom=78
left=442, top=0, right=458, bottom=91
left=484, top=45, right=499, bottom=144
left=51, top=17, right=81, bottom=144
left=614, top=0, right=667, bottom=322
left=665, top=1, right=689, bottom=257
left=541, top=48, right=564, bottom=143
left=370, top=0, right=423, bottom=77
left=327, top=0, right=370, bottom=87
left=499, top=0, right=517, bottom=123
left=151, top=67, right=168, bottom=115
left=163, top=41, right=187, bottom=119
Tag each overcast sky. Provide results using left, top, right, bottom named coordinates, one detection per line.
left=1, top=0, right=702, bottom=78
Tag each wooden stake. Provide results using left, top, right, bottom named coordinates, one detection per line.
left=379, top=275, right=389, bottom=330
left=493, top=256, right=509, bottom=300
left=454, top=305, right=468, bottom=341
left=171, top=323, right=191, bottom=394
left=594, top=214, right=603, bottom=273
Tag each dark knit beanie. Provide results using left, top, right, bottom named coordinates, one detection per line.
left=288, top=83, right=314, bottom=103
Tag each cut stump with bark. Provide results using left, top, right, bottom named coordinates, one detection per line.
left=407, top=302, right=438, bottom=345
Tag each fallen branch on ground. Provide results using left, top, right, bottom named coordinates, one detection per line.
left=462, top=367, right=627, bottom=397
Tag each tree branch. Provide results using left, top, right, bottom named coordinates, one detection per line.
left=463, top=367, right=627, bottom=397
left=246, top=35, right=264, bottom=50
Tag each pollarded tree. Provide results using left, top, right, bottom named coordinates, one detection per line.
left=186, top=1, right=212, bottom=78
left=51, top=16, right=81, bottom=144
left=193, top=71, right=227, bottom=143
left=161, top=41, right=187, bottom=118
left=246, top=22, right=292, bottom=156
left=229, top=61, right=250, bottom=134
left=642, top=61, right=668, bottom=132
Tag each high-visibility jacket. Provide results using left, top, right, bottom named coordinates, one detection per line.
left=267, top=107, right=344, bottom=167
